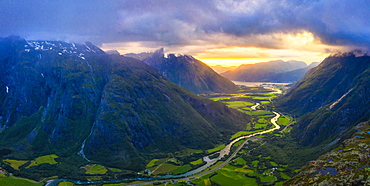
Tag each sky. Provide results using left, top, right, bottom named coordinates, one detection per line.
left=1, top=0, right=369, bottom=66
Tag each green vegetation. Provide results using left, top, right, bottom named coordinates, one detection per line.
left=254, top=123, right=268, bottom=129
left=151, top=163, right=178, bottom=175
left=190, top=158, right=203, bottom=165
left=252, top=160, right=259, bottom=167
left=210, top=97, right=232, bottom=101
left=234, top=158, right=246, bottom=166
left=207, top=144, right=225, bottom=153
left=275, top=181, right=284, bottom=186
left=26, top=154, right=58, bottom=168
left=146, top=159, right=159, bottom=168
left=232, top=139, right=245, bottom=147
left=83, top=164, right=108, bottom=174
left=3, top=159, right=28, bottom=170
left=270, top=161, right=278, bottom=166
left=230, top=130, right=263, bottom=140
left=246, top=110, right=272, bottom=116
left=277, top=116, right=290, bottom=126
left=192, top=174, right=213, bottom=186
left=260, top=175, right=277, bottom=182
left=261, top=101, right=270, bottom=104
left=58, top=182, right=75, bottom=186
left=257, top=118, right=268, bottom=123
left=224, top=101, right=254, bottom=109
left=170, top=165, right=192, bottom=174
left=211, top=169, right=257, bottom=186
left=0, top=176, right=43, bottom=186
left=280, top=172, right=291, bottom=179
left=108, top=168, right=122, bottom=172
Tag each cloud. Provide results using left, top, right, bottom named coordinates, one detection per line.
left=0, top=0, right=369, bottom=51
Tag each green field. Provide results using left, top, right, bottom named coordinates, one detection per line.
left=260, top=175, right=277, bottom=182
left=224, top=101, right=254, bottom=109
left=275, top=181, right=284, bottom=186
left=170, top=164, right=192, bottom=174
left=109, top=168, right=122, bottom=172
left=230, top=130, right=263, bottom=140
left=277, top=117, right=290, bottom=125
left=0, top=176, right=43, bottom=186
left=146, top=159, right=159, bottom=168
left=3, top=159, right=28, bottom=170
left=270, top=161, right=279, bottom=166
left=254, top=123, right=268, bottom=129
left=234, top=158, right=247, bottom=165
left=246, top=110, right=273, bottom=116
left=211, top=169, right=257, bottom=186
left=210, top=97, right=233, bottom=101
left=58, top=181, right=75, bottom=186
left=232, top=139, right=245, bottom=147
left=280, top=172, right=291, bottom=179
left=252, top=160, right=259, bottom=167
left=207, top=144, right=226, bottom=153
left=26, top=154, right=58, bottom=168
left=190, top=158, right=203, bottom=165
left=151, top=163, right=178, bottom=175
left=84, top=164, right=108, bottom=174
left=192, top=174, right=213, bottom=186
left=257, top=118, right=268, bottom=123
left=260, top=101, right=270, bottom=104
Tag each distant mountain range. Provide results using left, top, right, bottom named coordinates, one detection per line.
left=221, top=60, right=319, bottom=83
left=210, top=65, right=237, bottom=74
left=0, top=37, right=250, bottom=176
left=125, top=49, right=239, bottom=94
left=276, top=53, right=370, bottom=147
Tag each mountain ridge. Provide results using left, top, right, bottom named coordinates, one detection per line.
left=0, top=37, right=251, bottom=174
left=276, top=54, right=370, bottom=147
left=126, top=48, right=239, bottom=94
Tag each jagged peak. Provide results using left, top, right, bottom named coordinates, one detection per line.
left=25, top=40, right=105, bottom=55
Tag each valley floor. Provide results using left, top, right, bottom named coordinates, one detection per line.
left=1, top=85, right=304, bottom=186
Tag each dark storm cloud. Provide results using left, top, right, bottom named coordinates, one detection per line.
left=1, top=0, right=369, bottom=48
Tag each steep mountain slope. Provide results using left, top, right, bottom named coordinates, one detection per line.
left=221, top=60, right=307, bottom=82
left=276, top=54, right=370, bottom=146
left=127, top=49, right=239, bottom=94
left=285, top=121, right=370, bottom=185
left=0, top=36, right=250, bottom=172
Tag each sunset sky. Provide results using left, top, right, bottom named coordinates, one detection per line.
left=1, top=0, right=369, bottom=66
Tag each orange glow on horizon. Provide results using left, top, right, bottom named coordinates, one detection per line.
left=102, top=31, right=347, bottom=67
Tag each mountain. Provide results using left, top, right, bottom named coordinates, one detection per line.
left=285, top=121, right=370, bottom=185
left=210, top=65, right=237, bottom=74
left=127, top=48, right=239, bottom=94
left=262, top=62, right=320, bottom=83
left=0, top=36, right=250, bottom=173
left=276, top=54, right=370, bottom=147
left=221, top=60, right=308, bottom=82
left=124, top=51, right=154, bottom=61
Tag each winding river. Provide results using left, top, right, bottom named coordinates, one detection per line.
left=46, top=87, right=283, bottom=186
left=46, top=111, right=281, bottom=186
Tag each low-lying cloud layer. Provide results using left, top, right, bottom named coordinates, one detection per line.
left=1, top=0, right=369, bottom=64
